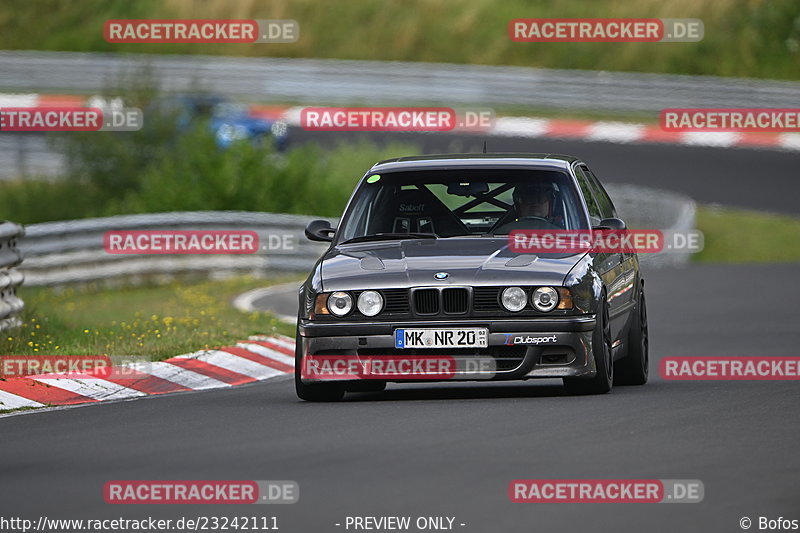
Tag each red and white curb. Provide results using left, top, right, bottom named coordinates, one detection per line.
left=3, top=92, right=799, bottom=152
left=277, top=106, right=800, bottom=151
left=488, top=116, right=800, bottom=151
left=0, top=335, right=295, bottom=412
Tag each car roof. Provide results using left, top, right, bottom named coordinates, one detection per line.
left=370, top=153, right=580, bottom=173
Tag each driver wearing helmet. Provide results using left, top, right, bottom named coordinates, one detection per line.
left=495, top=182, right=563, bottom=233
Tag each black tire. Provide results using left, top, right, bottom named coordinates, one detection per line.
left=564, top=294, right=613, bottom=395
left=294, top=326, right=345, bottom=402
left=614, top=286, right=649, bottom=386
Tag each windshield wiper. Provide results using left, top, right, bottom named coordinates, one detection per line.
left=339, top=233, right=438, bottom=245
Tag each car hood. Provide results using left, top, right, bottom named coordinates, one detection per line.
left=320, top=238, right=586, bottom=291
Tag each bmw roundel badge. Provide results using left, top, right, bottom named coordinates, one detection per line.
left=434, top=272, right=449, bottom=280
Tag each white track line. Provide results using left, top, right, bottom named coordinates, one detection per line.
left=232, top=283, right=298, bottom=324
left=236, top=342, right=295, bottom=367
left=0, top=390, right=45, bottom=409
left=31, top=377, right=146, bottom=401
left=125, top=361, right=229, bottom=390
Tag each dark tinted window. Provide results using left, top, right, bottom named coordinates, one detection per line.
left=337, top=168, right=589, bottom=242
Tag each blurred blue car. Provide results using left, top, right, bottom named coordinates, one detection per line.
left=210, top=100, right=289, bottom=150
left=156, top=95, right=289, bottom=150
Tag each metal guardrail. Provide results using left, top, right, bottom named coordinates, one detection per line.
left=605, top=183, right=696, bottom=268
left=20, top=212, right=333, bottom=286
left=0, top=221, right=25, bottom=330
left=18, top=184, right=695, bottom=287
left=2, top=50, right=799, bottom=112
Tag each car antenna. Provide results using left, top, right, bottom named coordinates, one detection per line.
left=483, top=141, right=487, bottom=153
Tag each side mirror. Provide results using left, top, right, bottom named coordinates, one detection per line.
left=593, top=217, right=627, bottom=231
left=305, top=219, right=336, bottom=242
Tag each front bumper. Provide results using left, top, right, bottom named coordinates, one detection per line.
left=298, top=316, right=597, bottom=383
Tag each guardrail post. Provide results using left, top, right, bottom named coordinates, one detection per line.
left=0, top=221, right=25, bottom=331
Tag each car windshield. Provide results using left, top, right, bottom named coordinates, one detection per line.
left=337, top=168, right=588, bottom=243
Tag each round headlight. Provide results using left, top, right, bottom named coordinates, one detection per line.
left=327, top=291, right=353, bottom=316
left=501, top=287, right=527, bottom=312
left=357, top=290, right=384, bottom=317
left=532, top=287, right=559, bottom=312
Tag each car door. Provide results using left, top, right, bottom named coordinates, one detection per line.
left=583, top=165, right=637, bottom=309
left=573, top=163, right=627, bottom=343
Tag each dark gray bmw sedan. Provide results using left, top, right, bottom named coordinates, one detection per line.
left=296, top=153, right=648, bottom=401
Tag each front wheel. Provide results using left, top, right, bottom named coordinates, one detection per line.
left=564, top=294, right=613, bottom=395
left=294, top=327, right=345, bottom=402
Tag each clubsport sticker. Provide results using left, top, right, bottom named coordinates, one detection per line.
left=503, top=334, right=558, bottom=345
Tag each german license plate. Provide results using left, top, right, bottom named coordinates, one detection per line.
left=395, top=328, right=488, bottom=349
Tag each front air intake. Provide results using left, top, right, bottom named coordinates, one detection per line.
left=442, top=287, right=469, bottom=314
left=413, top=289, right=440, bottom=314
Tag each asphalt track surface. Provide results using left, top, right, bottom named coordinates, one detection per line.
left=1, top=134, right=799, bottom=533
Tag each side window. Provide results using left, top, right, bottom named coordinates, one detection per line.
left=583, top=166, right=616, bottom=219
left=574, top=166, right=602, bottom=225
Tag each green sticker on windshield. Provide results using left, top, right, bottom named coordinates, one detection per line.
left=367, top=174, right=381, bottom=183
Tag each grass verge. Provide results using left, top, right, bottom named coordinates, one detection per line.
left=694, top=205, right=800, bottom=263
left=0, top=275, right=300, bottom=360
